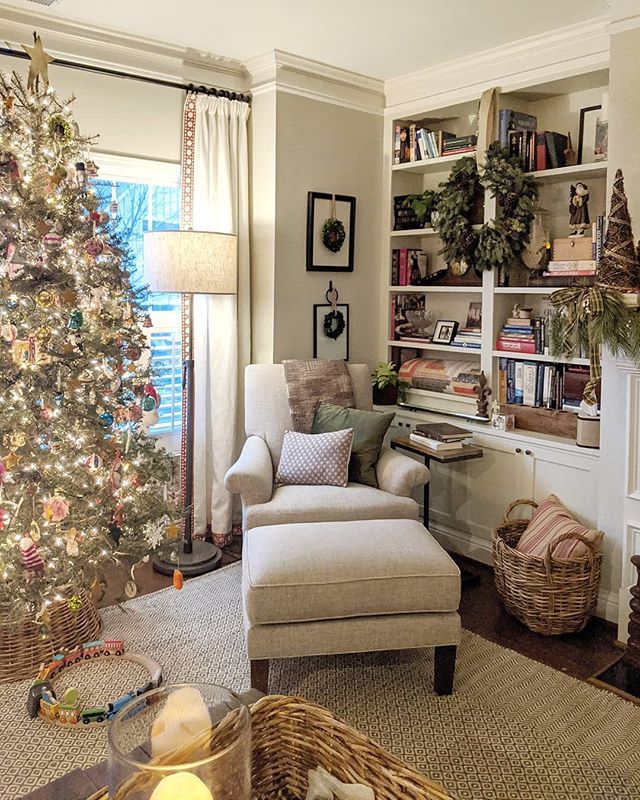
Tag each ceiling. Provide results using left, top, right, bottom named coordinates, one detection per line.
left=3, top=0, right=611, bottom=79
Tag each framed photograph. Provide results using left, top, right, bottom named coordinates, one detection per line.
left=306, top=192, right=356, bottom=272
left=578, top=105, right=603, bottom=165
left=432, top=319, right=459, bottom=345
left=313, top=304, right=349, bottom=360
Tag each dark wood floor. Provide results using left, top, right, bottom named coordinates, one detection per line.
left=99, top=539, right=620, bottom=684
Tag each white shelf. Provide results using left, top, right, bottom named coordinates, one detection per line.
left=390, top=228, right=437, bottom=237
left=388, top=285, right=482, bottom=293
left=527, top=162, right=607, bottom=183
left=493, top=350, right=589, bottom=366
left=392, top=153, right=473, bottom=174
left=494, top=286, right=572, bottom=294
left=390, top=340, right=481, bottom=354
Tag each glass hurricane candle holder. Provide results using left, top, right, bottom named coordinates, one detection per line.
left=108, top=683, right=251, bottom=800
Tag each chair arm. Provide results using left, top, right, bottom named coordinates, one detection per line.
left=376, top=447, right=430, bottom=498
left=224, top=436, right=274, bottom=506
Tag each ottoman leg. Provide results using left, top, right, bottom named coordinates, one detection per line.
left=250, top=659, right=269, bottom=694
left=434, top=645, right=456, bottom=695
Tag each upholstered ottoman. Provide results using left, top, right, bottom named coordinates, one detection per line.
left=242, top=518, right=461, bottom=695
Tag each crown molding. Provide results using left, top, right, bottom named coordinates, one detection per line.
left=246, top=49, right=385, bottom=116
left=385, top=16, right=610, bottom=115
left=605, top=0, right=640, bottom=33
left=0, top=3, right=249, bottom=91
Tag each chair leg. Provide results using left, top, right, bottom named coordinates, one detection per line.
left=434, top=645, right=456, bottom=695
left=250, top=659, right=269, bottom=694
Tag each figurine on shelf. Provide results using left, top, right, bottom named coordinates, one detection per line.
left=569, top=182, right=590, bottom=237
left=511, top=302, right=532, bottom=320
left=474, top=370, right=492, bottom=419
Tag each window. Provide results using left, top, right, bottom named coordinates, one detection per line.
left=93, top=154, right=182, bottom=452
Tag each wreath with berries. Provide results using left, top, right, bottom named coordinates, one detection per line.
left=323, top=308, right=346, bottom=340
left=433, top=143, right=538, bottom=274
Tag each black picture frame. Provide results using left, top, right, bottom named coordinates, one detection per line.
left=313, top=304, right=350, bottom=360
left=306, top=192, right=356, bottom=272
left=433, top=319, right=459, bottom=345
left=578, top=105, right=602, bottom=165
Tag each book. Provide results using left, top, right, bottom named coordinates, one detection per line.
left=545, top=131, right=569, bottom=169
left=535, top=131, right=548, bottom=171
left=391, top=250, right=399, bottom=285
left=394, top=124, right=402, bottom=164
left=505, top=317, right=532, bottom=326
left=498, top=357, right=508, bottom=404
left=414, top=422, right=470, bottom=441
left=465, top=301, right=482, bottom=329
left=546, top=260, right=597, bottom=272
left=542, top=270, right=596, bottom=278
left=523, top=362, right=537, bottom=406
left=499, top=109, right=537, bottom=149
left=408, top=249, right=429, bottom=285
left=507, top=360, right=516, bottom=403
left=514, top=362, right=524, bottom=404
left=399, top=249, right=408, bottom=285
left=409, top=433, right=464, bottom=451
left=496, top=338, right=537, bottom=354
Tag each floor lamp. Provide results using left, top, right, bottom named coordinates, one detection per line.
left=143, top=230, right=238, bottom=576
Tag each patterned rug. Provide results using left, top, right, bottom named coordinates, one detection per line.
left=2, top=562, right=640, bottom=800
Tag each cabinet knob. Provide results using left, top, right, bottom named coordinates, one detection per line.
left=515, top=448, right=522, bottom=454
left=525, top=449, right=532, bottom=456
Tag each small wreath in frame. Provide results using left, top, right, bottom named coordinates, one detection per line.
left=323, top=308, right=346, bottom=340
left=321, top=217, right=346, bottom=253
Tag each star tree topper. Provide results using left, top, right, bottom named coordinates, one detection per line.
left=22, top=32, right=54, bottom=91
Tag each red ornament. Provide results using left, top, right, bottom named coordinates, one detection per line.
left=144, top=383, right=159, bottom=401
left=143, top=314, right=153, bottom=328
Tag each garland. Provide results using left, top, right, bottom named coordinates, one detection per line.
left=432, top=143, right=538, bottom=274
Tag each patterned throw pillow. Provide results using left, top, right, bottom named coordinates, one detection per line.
left=515, top=494, right=603, bottom=560
left=283, top=359, right=355, bottom=433
left=275, top=429, right=354, bottom=487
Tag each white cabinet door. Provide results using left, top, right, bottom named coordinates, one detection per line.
left=429, top=432, right=533, bottom=545
left=529, top=445, right=599, bottom=529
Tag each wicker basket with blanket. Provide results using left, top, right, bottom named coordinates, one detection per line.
left=492, top=498, right=603, bottom=635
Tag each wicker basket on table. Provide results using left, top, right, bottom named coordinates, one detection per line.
left=492, top=499, right=603, bottom=636
left=0, top=586, right=101, bottom=683
left=89, top=694, right=453, bottom=800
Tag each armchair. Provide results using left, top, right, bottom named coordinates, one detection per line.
left=225, top=364, right=429, bottom=530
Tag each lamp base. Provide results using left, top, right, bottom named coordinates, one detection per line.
left=152, top=539, right=223, bottom=577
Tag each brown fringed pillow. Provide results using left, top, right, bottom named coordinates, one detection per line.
left=283, top=359, right=355, bottom=433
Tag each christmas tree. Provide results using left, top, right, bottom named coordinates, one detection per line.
left=0, top=60, right=177, bottom=622
left=597, top=168, right=640, bottom=291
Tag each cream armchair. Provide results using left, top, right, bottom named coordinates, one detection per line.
left=225, top=364, right=429, bottom=530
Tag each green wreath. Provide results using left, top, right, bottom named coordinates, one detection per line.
left=323, top=309, right=346, bottom=340
left=432, top=143, right=538, bottom=274
left=321, top=217, right=346, bottom=252
left=48, top=114, right=75, bottom=144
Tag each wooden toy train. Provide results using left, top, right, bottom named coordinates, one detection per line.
left=26, top=639, right=163, bottom=726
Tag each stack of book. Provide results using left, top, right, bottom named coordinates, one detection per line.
left=452, top=326, right=481, bottom=349
left=498, top=359, right=593, bottom=411
left=391, top=248, right=429, bottom=285
left=496, top=316, right=548, bottom=355
left=441, top=134, right=477, bottom=156
left=498, top=109, right=574, bottom=171
left=393, top=121, right=458, bottom=163
left=542, top=220, right=605, bottom=279
left=409, top=422, right=471, bottom=451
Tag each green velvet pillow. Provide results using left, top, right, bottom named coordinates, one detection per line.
left=311, top=402, right=395, bottom=487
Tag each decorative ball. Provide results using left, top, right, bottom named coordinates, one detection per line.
left=67, top=594, right=82, bottom=612
left=9, top=431, right=26, bottom=449
left=85, top=237, right=104, bottom=257
left=141, top=395, right=157, bottom=412
left=35, top=326, right=52, bottom=343
left=42, top=233, right=62, bottom=250
left=36, top=289, right=55, bottom=308
left=99, top=412, right=115, bottom=427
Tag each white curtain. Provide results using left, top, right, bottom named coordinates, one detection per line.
left=182, top=93, right=250, bottom=543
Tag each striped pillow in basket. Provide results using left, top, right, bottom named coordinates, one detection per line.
left=515, top=494, right=603, bottom=560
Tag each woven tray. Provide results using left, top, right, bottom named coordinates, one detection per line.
left=89, top=694, right=452, bottom=799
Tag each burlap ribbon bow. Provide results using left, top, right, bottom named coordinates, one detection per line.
left=549, top=286, right=604, bottom=406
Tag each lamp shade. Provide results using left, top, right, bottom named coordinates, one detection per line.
left=143, top=230, right=237, bottom=295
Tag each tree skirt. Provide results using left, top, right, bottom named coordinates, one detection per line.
left=1, top=562, right=639, bottom=800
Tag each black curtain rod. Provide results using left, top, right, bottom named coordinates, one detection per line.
left=0, top=45, right=251, bottom=103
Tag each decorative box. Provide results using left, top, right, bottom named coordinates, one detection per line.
left=576, top=413, right=600, bottom=449
left=491, top=413, right=515, bottom=431
left=552, top=237, right=593, bottom=261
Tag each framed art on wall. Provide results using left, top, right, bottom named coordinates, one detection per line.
left=306, top=192, right=356, bottom=272
left=313, top=303, right=350, bottom=360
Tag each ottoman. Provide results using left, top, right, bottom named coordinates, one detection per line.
left=242, top=518, right=461, bottom=695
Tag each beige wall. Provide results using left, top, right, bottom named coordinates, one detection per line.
left=272, top=92, right=383, bottom=368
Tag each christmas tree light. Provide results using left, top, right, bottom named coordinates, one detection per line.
left=0, top=62, right=178, bottom=623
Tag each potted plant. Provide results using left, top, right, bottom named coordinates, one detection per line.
left=403, top=189, right=439, bottom=228
left=371, top=362, right=409, bottom=405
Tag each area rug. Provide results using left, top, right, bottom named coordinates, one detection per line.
left=2, top=562, right=640, bottom=800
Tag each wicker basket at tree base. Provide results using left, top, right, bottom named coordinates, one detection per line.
left=492, top=499, right=603, bottom=636
left=89, top=695, right=453, bottom=800
left=0, top=587, right=101, bottom=683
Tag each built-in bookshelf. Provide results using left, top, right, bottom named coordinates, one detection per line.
left=380, top=68, right=609, bottom=445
